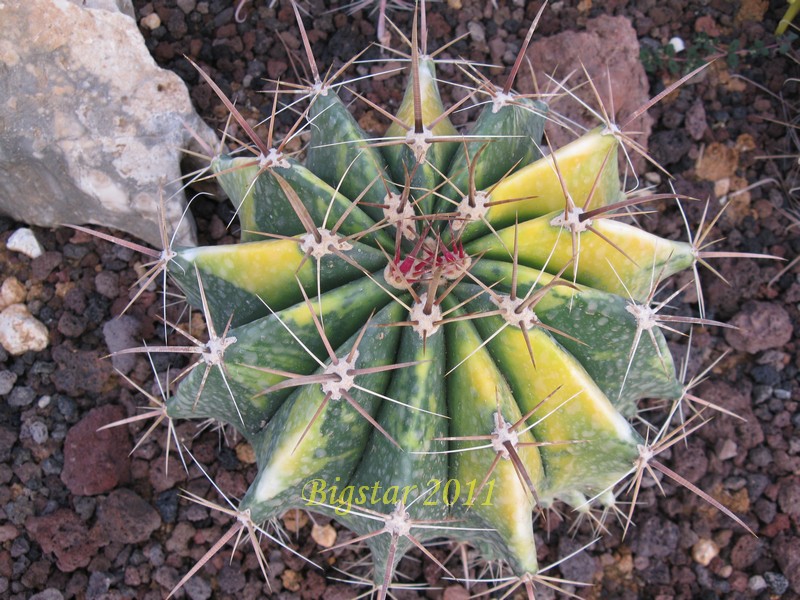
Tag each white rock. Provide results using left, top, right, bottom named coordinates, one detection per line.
left=0, top=277, right=27, bottom=311
left=0, top=0, right=219, bottom=248
left=66, top=0, right=134, bottom=18
left=0, top=304, right=50, bottom=355
left=668, top=36, right=686, bottom=53
left=6, top=228, right=44, bottom=259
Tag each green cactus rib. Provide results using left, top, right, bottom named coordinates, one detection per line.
left=212, top=154, right=395, bottom=249
left=164, top=39, right=703, bottom=590
left=169, top=236, right=388, bottom=329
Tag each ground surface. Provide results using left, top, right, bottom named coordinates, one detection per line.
left=1, top=0, right=799, bottom=598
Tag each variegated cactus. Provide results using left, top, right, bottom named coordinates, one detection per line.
left=91, top=5, right=766, bottom=598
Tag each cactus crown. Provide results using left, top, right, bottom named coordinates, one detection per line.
left=94, top=4, right=765, bottom=598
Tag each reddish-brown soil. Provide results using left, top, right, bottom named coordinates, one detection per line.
left=1, top=1, right=798, bottom=599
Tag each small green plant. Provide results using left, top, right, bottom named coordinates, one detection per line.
left=640, top=33, right=720, bottom=76
left=639, top=33, right=781, bottom=76
left=82, top=4, right=771, bottom=598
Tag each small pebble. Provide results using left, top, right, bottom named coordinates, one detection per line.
left=156, top=489, right=178, bottom=524
left=692, top=538, right=719, bottom=567
left=769, top=396, right=784, bottom=412
left=773, top=388, right=791, bottom=400
left=38, top=395, right=51, bottom=409
left=153, top=565, right=180, bottom=590
left=467, top=21, right=485, bottom=43
left=57, top=311, right=87, bottom=338
left=724, top=476, right=747, bottom=491
left=0, top=304, right=50, bottom=355
left=87, top=572, right=110, bottom=598
left=235, top=442, right=256, bottom=464
left=31, top=361, right=55, bottom=376
left=50, top=423, right=66, bottom=441
left=61, top=405, right=131, bottom=495
left=28, top=420, right=49, bottom=444
left=42, top=457, right=62, bottom=476
left=6, top=228, right=44, bottom=258
left=667, top=36, right=685, bottom=52
left=644, top=171, right=662, bottom=185
left=98, top=488, right=162, bottom=544
left=102, top=315, right=141, bottom=374
left=0, top=277, right=26, bottom=311
left=718, top=439, right=738, bottom=461
left=31, top=251, right=62, bottom=281
left=141, top=12, right=161, bottom=30
left=57, top=395, right=78, bottom=421
left=753, top=498, right=778, bottom=523
left=725, top=301, right=792, bottom=354
left=0, top=370, right=17, bottom=395
left=311, top=523, right=337, bottom=548
left=217, top=564, right=246, bottom=594
left=764, top=571, right=789, bottom=594
left=749, top=574, right=767, bottom=591
left=62, top=243, right=89, bottom=261
left=0, top=524, right=19, bottom=543
left=753, top=385, right=773, bottom=404
left=144, top=543, right=165, bottom=567
left=28, top=588, right=63, bottom=600
left=11, top=536, right=29, bottom=558
left=281, top=509, right=308, bottom=533
left=94, top=271, right=120, bottom=299
left=183, top=576, right=212, bottom=600
left=8, top=386, right=36, bottom=408
left=282, top=569, right=301, bottom=593
left=177, top=0, right=197, bottom=13
left=443, top=585, right=471, bottom=600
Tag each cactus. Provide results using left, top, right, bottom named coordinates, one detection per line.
left=86, top=4, right=771, bottom=598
